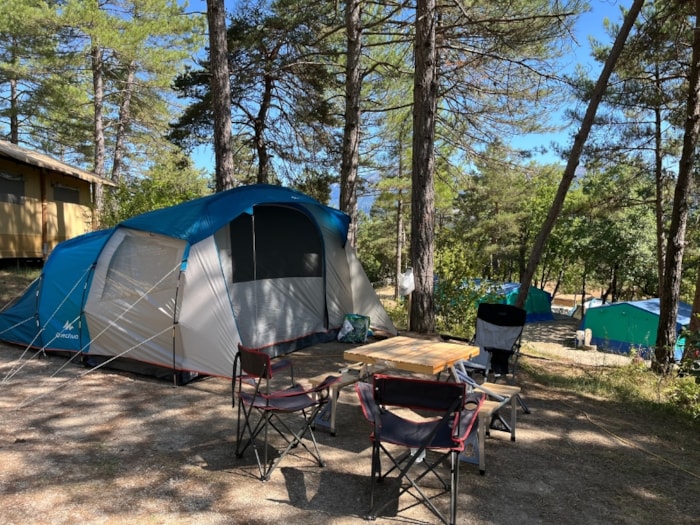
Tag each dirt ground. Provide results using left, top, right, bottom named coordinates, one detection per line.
left=2, top=316, right=700, bottom=524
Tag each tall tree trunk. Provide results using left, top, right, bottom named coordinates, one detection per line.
left=111, top=60, right=136, bottom=183
left=91, top=44, right=105, bottom=222
left=410, top=0, right=437, bottom=333
left=9, top=36, right=19, bottom=144
left=515, top=0, right=644, bottom=308
left=339, top=0, right=363, bottom=247
left=206, top=0, right=234, bottom=192
left=92, top=45, right=105, bottom=179
left=580, top=270, right=587, bottom=318
left=395, top=193, right=404, bottom=301
left=653, top=98, right=666, bottom=296
left=10, top=77, right=18, bottom=144
left=656, top=0, right=700, bottom=371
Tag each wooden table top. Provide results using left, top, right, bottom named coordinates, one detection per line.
left=343, top=335, right=479, bottom=376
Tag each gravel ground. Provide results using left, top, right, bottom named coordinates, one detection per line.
left=1, top=317, right=699, bottom=524
left=521, top=315, right=634, bottom=367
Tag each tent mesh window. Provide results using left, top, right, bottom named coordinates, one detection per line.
left=229, top=205, right=322, bottom=283
left=102, top=232, right=183, bottom=300
left=53, top=184, right=80, bottom=204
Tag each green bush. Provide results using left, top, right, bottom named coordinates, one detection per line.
left=383, top=299, right=408, bottom=331
left=434, top=279, right=497, bottom=339
left=668, top=376, right=700, bottom=419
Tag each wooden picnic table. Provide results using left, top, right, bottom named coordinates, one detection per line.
left=313, top=336, right=478, bottom=436
left=343, top=335, right=479, bottom=376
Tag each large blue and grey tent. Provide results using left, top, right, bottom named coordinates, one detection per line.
left=0, top=184, right=396, bottom=379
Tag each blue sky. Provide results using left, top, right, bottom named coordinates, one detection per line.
left=514, top=0, right=624, bottom=163
left=183, top=0, right=625, bottom=173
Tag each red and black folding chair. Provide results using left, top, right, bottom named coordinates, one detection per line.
left=356, top=374, right=484, bottom=524
left=234, top=344, right=340, bottom=482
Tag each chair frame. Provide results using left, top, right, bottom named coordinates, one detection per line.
left=462, top=302, right=530, bottom=414
left=466, top=303, right=526, bottom=378
left=356, top=374, right=483, bottom=525
left=233, top=344, right=339, bottom=482
left=453, top=361, right=521, bottom=433
left=452, top=361, right=521, bottom=475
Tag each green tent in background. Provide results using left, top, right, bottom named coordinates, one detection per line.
left=492, top=282, right=554, bottom=323
left=435, top=279, right=553, bottom=324
left=580, top=298, right=690, bottom=360
left=472, top=281, right=553, bottom=323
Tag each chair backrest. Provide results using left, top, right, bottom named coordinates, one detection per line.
left=474, top=303, right=526, bottom=352
left=357, top=374, right=484, bottom=445
left=373, top=374, right=466, bottom=413
left=237, top=344, right=273, bottom=379
left=463, top=344, right=491, bottom=369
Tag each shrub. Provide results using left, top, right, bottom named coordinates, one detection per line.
left=434, top=279, right=496, bottom=339
left=381, top=298, right=409, bottom=331
left=668, top=376, right=700, bottom=419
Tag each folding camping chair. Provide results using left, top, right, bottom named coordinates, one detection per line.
left=459, top=302, right=529, bottom=414
left=233, top=344, right=341, bottom=482
left=355, top=374, right=484, bottom=525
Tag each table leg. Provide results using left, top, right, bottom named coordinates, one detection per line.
left=478, top=411, right=486, bottom=475
left=509, top=394, right=517, bottom=442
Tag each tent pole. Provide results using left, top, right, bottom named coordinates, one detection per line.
left=171, top=265, right=184, bottom=387
left=78, top=263, right=97, bottom=362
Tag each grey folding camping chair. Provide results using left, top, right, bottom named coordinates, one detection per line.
left=459, top=302, right=529, bottom=414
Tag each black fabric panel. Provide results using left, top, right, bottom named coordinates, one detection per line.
left=230, top=212, right=255, bottom=283
left=258, top=329, right=338, bottom=359
left=477, top=303, right=526, bottom=326
left=230, top=205, right=322, bottom=283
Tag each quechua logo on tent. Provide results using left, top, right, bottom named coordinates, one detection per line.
left=56, top=320, right=79, bottom=340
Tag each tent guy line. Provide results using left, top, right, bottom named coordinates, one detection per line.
left=560, top=398, right=700, bottom=481
left=1, top=262, right=98, bottom=385
left=14, top=325, right=173, bottom=409
left=0, top=263, right=94, bottom=368
left=1, top=261, right=182, bottom=386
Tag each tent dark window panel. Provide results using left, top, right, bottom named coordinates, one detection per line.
left=230, top=205, right=323, bottom=283
left=229, top=213, right=255, bottom=282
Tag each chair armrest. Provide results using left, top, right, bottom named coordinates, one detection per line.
left=455, top=392, right=485, bottom=441
left=266, top=375, right=341, bottom=400
left=271, top=357, right=293, bottom=375
left=311, top=374, right=342, bottom=392
left=356, top=381, right=381, bottom=425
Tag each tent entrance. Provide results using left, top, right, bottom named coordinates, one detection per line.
left=229, top=204, right=323, bottom=282
left=224, top=204, right=329, bottom=351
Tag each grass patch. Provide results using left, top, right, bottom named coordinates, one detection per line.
left=0, top=267, right=40, bottom=306
left=522, top=358, right=700, bottom=431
